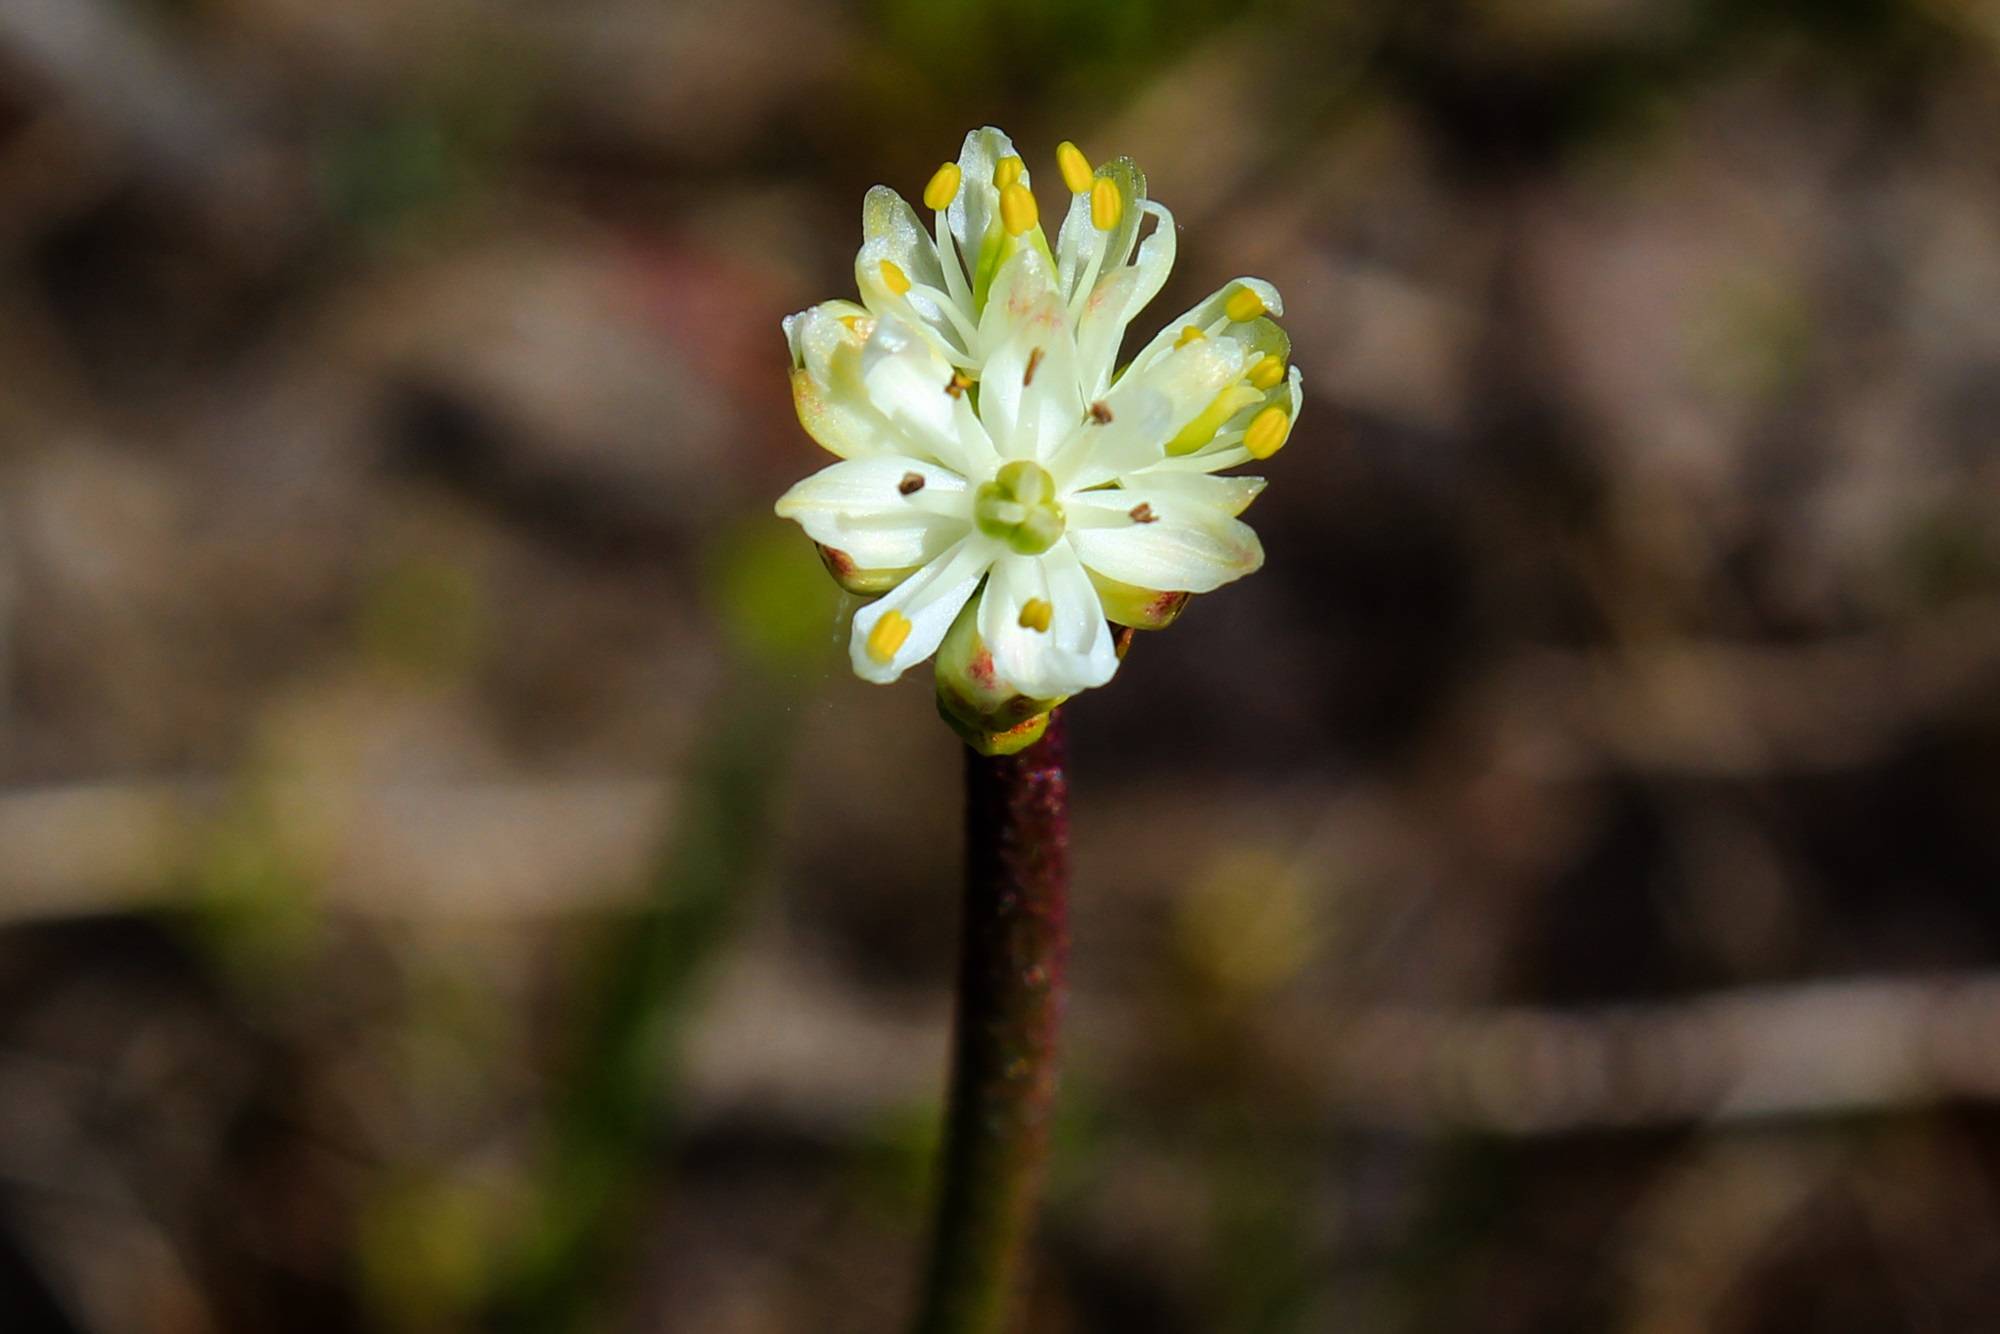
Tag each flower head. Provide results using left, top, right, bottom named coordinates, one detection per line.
left=777, top=127, right=1303, bottom=751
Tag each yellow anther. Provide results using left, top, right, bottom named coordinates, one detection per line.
left=1090, top=176, right=1122, bottom=231
left=1224, top=286, right=1267, bottom=322
left=1249, top=354, right=1286, bottom=390
left=1175, top=324, right=1206, bottom=348
left=1018, top=598, right=1053, bottom=633
left=1055, top=141, right=1092, bottom=194
left=838, top=315, right=864, bottom=333
left=993, top=155, right=1024, bottom=189
left=1244, top=405, right=1292, bottom=460
left=866, top=610, right=913, bottom=663
left=879, top=259, right=912, bottom=295
left=923, top=162, right=962, bottom=211
left=999, top=183, right=1038, bottom=236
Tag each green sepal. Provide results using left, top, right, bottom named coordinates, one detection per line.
left=815, top=543, right=915, bottom=598
left=1086, top=569, right=1191, bottom=630
left=939, top=700, right=1051, bottom=756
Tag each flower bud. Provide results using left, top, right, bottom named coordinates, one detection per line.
left=933, top=596, right=1065, bottom=755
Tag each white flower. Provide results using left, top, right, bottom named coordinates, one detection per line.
left=776, top=127, right=1303, bottom=723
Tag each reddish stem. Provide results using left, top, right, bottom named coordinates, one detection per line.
left=913, top=709, right=1070, bottom=1334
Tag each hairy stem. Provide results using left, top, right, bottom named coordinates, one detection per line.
left=913, top=709, right=1070, bottom=1334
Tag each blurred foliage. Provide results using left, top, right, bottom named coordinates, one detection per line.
left=356, top=552, right=489, bottom=681
left=492, top=527, right=815, bottom=1332
left=710, top=520, right=841, bottom=673
left=181, top=773, right=327, bottom=989
left=319, top=42, right=543, bottom=243
left=358, top=1172, right=502, bottom=1331
left=872, top=0, right=1274, bottom=104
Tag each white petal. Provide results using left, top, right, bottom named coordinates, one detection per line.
left=1127, top=274, right=1283, bottom=377
left=1124, top=202, right=1178, bottom=324
left=784, top=300, right=869, bottom=383
left=976, top=243, right=1062, bottom=338
left=1073, top=200, right=1177, bottom=398
left=1071, top=267, right=1141, bottom=406
left=860, top=315, right=993, bottom=474
left=855, top=241, right=971, bottom=365
left=946, top=127, right=1025, bottom=272
left=976, top=249, right=1082, bottom=461
left=1143, top=360, right=1303, bottom=475
left=1203, top=317, right=1296, bottom=439
left=947, top=389, right=1002, bottom=479
left=1146, top=445, right=1253, bottom=474
left=790, top=364, right=889, bottom=460
left=1067, top=486, right=1264, bottom=594
left=861, top=186, right=946, bottom=292
left=1104, top=469, right=1267, bottom=517
left=849, top=539, right=994, bottom=683
left=1055, top=157, right=1145, bottom=301
left=1045, top=384, right=1171, bottom=490
left=1062, top=335, right=1252, bottom=488
left=978, top=546, right=1118, bottom=699
left=775, top=457, right=969, bottom=569
left=784, top=302, right=889, bottom=459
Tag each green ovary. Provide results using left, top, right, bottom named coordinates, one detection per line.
left=974, top=460, right=1065, bottom=556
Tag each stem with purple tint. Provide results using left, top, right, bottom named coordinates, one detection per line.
left=913, top=709, right=1070, bottom=1334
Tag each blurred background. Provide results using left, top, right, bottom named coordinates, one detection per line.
left=1, top=0, right=1999, bottom=1329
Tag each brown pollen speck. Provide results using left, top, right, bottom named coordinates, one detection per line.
left=898, top=472, right=926, bottom=495
left=1088, top=401, right=1113, bottom=424
left=1128, top=503, right=1157, bottom=524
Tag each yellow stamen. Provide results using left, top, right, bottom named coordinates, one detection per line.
left=1055, top=141, right=1092, bottom=194
left=1018, top=598, right=1053, bottom=633
left=838, top=315, right=864, bottom=333
left=1224, top=286, right=1266, bottom=322
left=866, top=610, right=913, bottom=663
left=993, top=155, right=1024, bottom=189
left=1249, top=354, right=1286, bottom=390
left=1175, top=324, right=1206, bottom=348
left=879, top=259, right=912, bottom=295
left=999, top=182, right=1038, bottom=236
left=1090, top=176, right=1122, bottom=231
left=1244, top=405, right=1292, bottom=460
left=923, top=162, right=961, bottom=211
left=1167, top=383, right=1263, bottom=455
